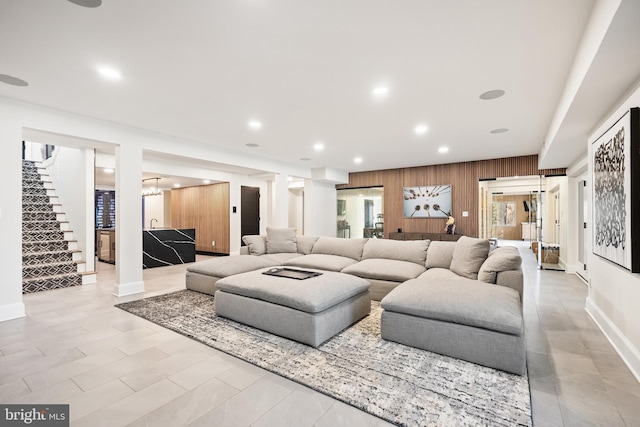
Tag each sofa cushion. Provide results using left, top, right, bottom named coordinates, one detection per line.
left=266, top=227, right=297, bottom=254
left=296, top=235, right=320, bottom=255
left=362, top=239, right=429, bottom=265
left=449, top=236, right=490, bottom=280
left=478, top=246, right=522, bottom=284
left=381, top=275, right=523, bottom=335
left=285, top=254, right=358, bottom=271
left=242, top=235, right=266, bottom=255
left=311, top=237, right=367, bottom=261
left=424, top=241, right=456, bottom=269
left=261, top=253, right=304, bottom=264
left=187, top=255, right=279, bottom=277
left=342, top=259, right=426, bottom=282
left=418, top=267, right=465, bottom=281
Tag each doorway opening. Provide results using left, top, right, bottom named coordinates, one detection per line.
left=336, top=187, right=384, bottom=239
left=241, top=186, right=260, bottom=245
left=478, top=175, right=567, bottom=270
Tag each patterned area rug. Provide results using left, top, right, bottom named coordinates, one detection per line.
left=116, top=290, right=531, bottom=427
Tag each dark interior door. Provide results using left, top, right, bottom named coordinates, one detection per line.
left=241, top=186, right=260, bottom=244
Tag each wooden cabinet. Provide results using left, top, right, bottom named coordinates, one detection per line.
left=521, top=222, right=538, bottom=241
left=97, top=229, right=115, bottom=263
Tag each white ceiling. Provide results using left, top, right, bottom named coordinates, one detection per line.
left=2, top=0, right=638, bottom=173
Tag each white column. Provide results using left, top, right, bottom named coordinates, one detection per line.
left=114, top=144, right=144, bottom=296
left=270, top=173, right=289, bottom=228
left=0, top=122, right=25, bottom=321
left=304, top=179, right=337, bottom=237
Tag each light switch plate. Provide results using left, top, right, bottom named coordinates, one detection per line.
left=462, top=211, right=469, bottom=217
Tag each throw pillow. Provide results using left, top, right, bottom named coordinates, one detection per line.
left=241, top=235, right=266, bottom=255
left=478, top=246, right=522, bottom=284
left=424, top=241, right=456, bottom=269
left=296, top=235, right=319, bottom=254
left=266, top=227, right=297, bottom=254
left=449, top=236, right=490, bottom=280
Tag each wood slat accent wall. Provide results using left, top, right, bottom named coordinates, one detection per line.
left=170, top=182, right=230, bottom=254
left=337, top=155, right=565, bottom=238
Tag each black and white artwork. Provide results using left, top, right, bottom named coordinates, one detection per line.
left=592, top=108, right=640, bottom=272
left=403, top=185, right=452, bottom=218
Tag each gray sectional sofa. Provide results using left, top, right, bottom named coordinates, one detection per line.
left=185, top=227, right=526, bottom=374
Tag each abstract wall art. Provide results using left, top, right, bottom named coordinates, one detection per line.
left=403, top=185, right=452, bottom=218
left=592, top=107, right=640, bottom=272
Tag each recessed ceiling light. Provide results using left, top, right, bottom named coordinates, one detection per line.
left=173, top=183, right=181, bottom=188
left=414, top=124, right=428, bottom=135
left=438, top=147, right=449, bottom=153
left=314, top=142, right=324, bottom=151
left=354, top=157, right=363, bottom=164
left=103, top=168, right=114, bottom=174
left=479, top=89, right=505, bottom=100
left=248, top=120, right=262, bottom=130
left=300, top=157, right=311, bottom=161
left=0, top=74, right=29, bottom=87
left=97, top=66, right=122, bottom=81
left=372, top=86, right=389, bottom=97
left=203, top=180, right=211, bottom=184
left=287, top=176, right=293, bottom=182
left=490, top=128, right=509, bottom=134
left=246, top=143, right=259, bottom=147
left=67, top=0, right=102, bottom=7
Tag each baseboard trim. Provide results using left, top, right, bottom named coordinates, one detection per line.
left=586, top=297, right=640, bottom=383
left=563, top=261, right=576, bottom=274
left=0, top=302, right=26, bottom=322
left=113, top=281, right=145, bottom=297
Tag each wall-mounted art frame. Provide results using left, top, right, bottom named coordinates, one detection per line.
left=592, top=107, right=640, bottom=272
left=403, top=185, right=452, bottom=218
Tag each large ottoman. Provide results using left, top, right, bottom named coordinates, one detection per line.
left=215, top=268, right=371, bottom=347
left=380, top=271, right=525, bottom=375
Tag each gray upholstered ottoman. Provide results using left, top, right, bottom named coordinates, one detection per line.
left=215, top=268, right=371, bottom=347
left=380, top=271, right=525, bottom=375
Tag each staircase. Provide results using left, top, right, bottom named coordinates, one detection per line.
left=22, top=160, right=96, bottom=293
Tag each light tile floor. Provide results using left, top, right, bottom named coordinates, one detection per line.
left=1, top=250, right=639, bottom=426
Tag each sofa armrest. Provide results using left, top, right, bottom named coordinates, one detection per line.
left=240, top=246, right=250, bottom=255
left=496, top=268, right=523, bottom=305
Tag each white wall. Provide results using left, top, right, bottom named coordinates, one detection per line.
left=586, top=81, right=640, bottom=381
left=23, top=141, right=46, bottom=162
left=288, top=188, right=304, bottom=234
left=143, top=193, right=166, bottom=228
left=304, top=179, right=337, bottom=237
left=0, top=118, right=25, bottom=321
left=44, top=146, right=95, bottom=272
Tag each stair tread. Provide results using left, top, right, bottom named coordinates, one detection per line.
left=22, top=239, right=77, bottom=245
left=23, top=249, right=81, bottom=256
left=23, top=260, right=83, bottom=268
left=22, top=272, right=80, bottom=283
left=22, top=211, right=66, bottom=214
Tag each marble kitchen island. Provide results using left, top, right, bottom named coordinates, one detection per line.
left=143, top=228, right=196, bottom=268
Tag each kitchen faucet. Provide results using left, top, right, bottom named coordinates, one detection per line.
left=150, top=218, right=158, bottom=229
